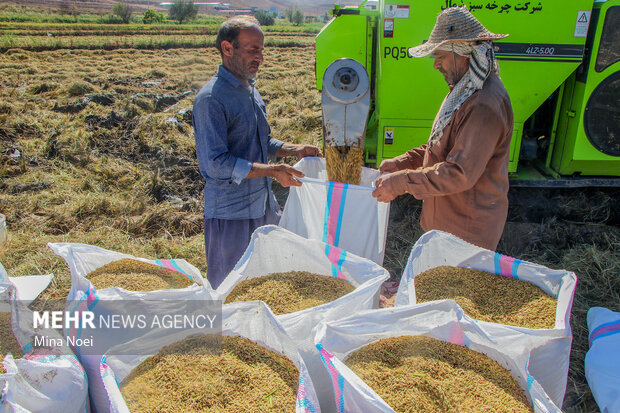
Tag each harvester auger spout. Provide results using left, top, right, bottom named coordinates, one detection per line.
left=322, top=58, right=370, bottom=185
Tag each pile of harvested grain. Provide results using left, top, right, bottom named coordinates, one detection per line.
left=121, top=335, right=298, bottom=412
left=346, top=336, right=532, bottom=412
left=87, top=258, right=195, bottom=292
left=224, top=271, right=355, bottom=315
left=0, top=312, right=23, bottom=373
left=325, top=145, right=363, bottom=185
left=414, top=266, right=557, bottom=329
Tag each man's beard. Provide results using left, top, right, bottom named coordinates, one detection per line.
left=443, top=67, right=467, bottom=88
left=229, top=56, right=258, bottom=82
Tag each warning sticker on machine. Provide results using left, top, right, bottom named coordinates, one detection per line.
left=385, top=4, right=410, bottom=19
left=384, top=19, right=394, bottom=38
left=574, top=10, right=591, bottom=37
left=384, top=128, right=394, bottom=145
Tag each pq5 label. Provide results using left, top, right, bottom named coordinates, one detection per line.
left=384, top=46, right=413, bottom=60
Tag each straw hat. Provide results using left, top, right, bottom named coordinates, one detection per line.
left=408, top=6, right=508, bottom=58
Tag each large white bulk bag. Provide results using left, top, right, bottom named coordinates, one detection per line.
left=99, top=301, right=320, bottom=413
left=314, top=300, right=561, bottom=413
left=47, top=243, right=215, bottom=413
left=0, top=263, right=89, bottom=413
left=216, top=225, right=390, bottom=413
left=279, top=157, right=389, bottom=265
left=585, top=307, right=620, bottom=413
left=394, top=230, right=577, bottom=407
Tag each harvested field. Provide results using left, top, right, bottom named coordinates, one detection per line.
left=87, top=258, right=195, bottom=291
left=0, top=8, right=617, bottom=411
left=414, top=266, right=557, bottom=329
left=346, top=335, right=532, bottom=413
left=225, top=271, right=355, bottom=315
left=0, top=312, right=23, bottom=373
left=324, top=146, right=363, bottom=185
left=120, top=334, right=298, bottom=412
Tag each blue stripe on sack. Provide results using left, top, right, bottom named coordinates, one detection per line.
left=590, top=319, right=620, bottom=337
left=337, top=249, right=347, bottom=276
left=171, top=259, right=192, bottom=279
left=525, top=356, right=534, bottom=390
left=527, top=374, right=535, bottom=390
left=22, top=342, right=33, bottom=354
left=323, top=181, right=335, bottom=243
left=494, top=253, right=501, bottom=275
left=170, top=259, right=193, bottom=280
left=333, top=183, right=348, bottom=247
left=337, top=371, right=345, bottom=412
left=302, top=398, right=317, bottom=413
left=511, top=259, right=521, bottom=279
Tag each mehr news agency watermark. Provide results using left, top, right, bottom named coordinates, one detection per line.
left=26, top=300, right=222, bottom=355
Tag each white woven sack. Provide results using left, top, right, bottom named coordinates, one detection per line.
left=97, top=301, right=320, bottom=413
left=47, top=242, right=210, bottom=301
left=585, top=307, right=620, bottom=413
left=47, top=243, right=215, bottom=413
left=215, top=225, right=389, bottom=413
left=394, top=230, right=577, bottom=407
left=314, top=300, right=561, bottom=413
left=279, top=157, right=390, bottom=265
left=0, top=263, right=89, bottom=413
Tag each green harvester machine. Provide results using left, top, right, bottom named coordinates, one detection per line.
left=316, top=0, right=620, bottom=186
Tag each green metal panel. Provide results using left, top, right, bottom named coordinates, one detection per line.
left=551, top=2, right=620, bottom=176
left=315, top=12, right=370, bottom=91
left=373, top=0, right=593, bottom=170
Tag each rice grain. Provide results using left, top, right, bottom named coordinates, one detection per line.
left=225, top=271, right=355, bottom=315
left=87, top=258, right=195, bottom=291
left=120, top=335, right=298, bottom=412
left=346, top=335, right=532, bottom=413
left=325, top=145, right=363, bottom=185
left=414, top=266, right=557, bottom=329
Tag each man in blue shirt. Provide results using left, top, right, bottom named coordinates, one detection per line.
left=193, top=16, right=320, bottom=289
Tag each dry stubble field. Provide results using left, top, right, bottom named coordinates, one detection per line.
left=0, top=19, right=619, bottom=413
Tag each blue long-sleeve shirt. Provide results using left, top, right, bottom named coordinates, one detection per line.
left=193, top=65, right=284, bottom=219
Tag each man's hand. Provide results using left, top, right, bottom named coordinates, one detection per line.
left=247, top=163, right=304, bottom=187
left=378, top=158, right=399, bottom=174
left=277, top=143, right=322, bottom=159
left=270, top=164, right=304, bottom=187
left=295, top=144, right=322, bottom=159
left=372, top=173, right=400, bottom=203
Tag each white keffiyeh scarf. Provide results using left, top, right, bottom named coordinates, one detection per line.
left=428, top=41, right=499, bottom=146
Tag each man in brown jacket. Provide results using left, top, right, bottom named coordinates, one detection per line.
left=372, top=6, right=514, bottom=251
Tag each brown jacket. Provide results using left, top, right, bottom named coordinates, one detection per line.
left=388, top=73, right=513, bottom=250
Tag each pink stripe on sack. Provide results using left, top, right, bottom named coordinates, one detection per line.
left=499, top=255, right=516, bottom=278
left=326, top=183, right=345, bottom=245
left=297, top=376, right=306, bottom=403
left=327, top=245, right=347, bottom=280
left=448, top=324, right=465, bottom=346
left=157, top=259, right=177, bottom=272
left=589, top=320, right=620, bottom=346
left=319, top=347, right=344, bottom=413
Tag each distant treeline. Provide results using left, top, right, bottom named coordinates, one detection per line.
left=0, top=34, right=313, bottom=53
left=0, top=23, right=320, bottom=37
